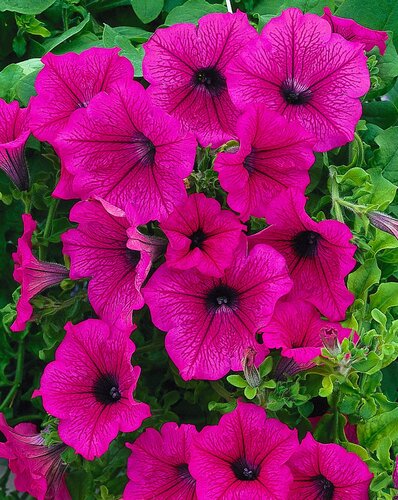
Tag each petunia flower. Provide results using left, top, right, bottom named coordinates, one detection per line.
left=29, top=47, right=134, bottom=146
left=33, top=319, right=150, bottom=461
left=143, top=244, right=292, bottom=380
left=263, top=299, right=353, bottom=366
left=11, top=214, right=69, bottom=332
left=368, top=211, right=398, bottom=240
left=56, top=80, right=196, bottom=221
left=62, top=198, right=155, bottom=331
left=227, top=7, right=370, bottom=152
left=0, top=99, right=30, bottom=191
left=143, top=11, right=257, bottom=148
left=124, top=422, right=198, bottom=499
left=0, top=413, right=70, bottom=500
left=161, top=193, right=246, bottom=276
left=214, top=105, right=315, bottom=221
left=190, top=401, right=299, bottom=499
left=287, top=433, right=372, bottom=499
left=249, top=189, right=356, bottom=321
left=322, top=7, right=388, bottom=55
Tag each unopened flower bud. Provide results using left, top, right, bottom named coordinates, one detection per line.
left=368, top=211, right=398, bottom=240
left=320, top=327, right=340, bottom=356
left=242, top=348, right=261, bottom=388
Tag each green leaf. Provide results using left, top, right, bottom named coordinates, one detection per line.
left=0, top=58, right=42, bottom=102
left=165, top=0, right=225, bottom=25
left=371, top=126, right=398, bottom=183
left=244, top=386, right=257, bottom=400
left=0, top=0, right=55, bottom=15
left=319, top=375, right=333, bottom=397
left=370, top=282, right=398, bottom=312
left=364, top=168, right=397, bottom=210
left=362, top=101, right=398, bottom=129
left=259, top=356, right=273, bottom=377
left=336, top=0, right=398, bottom=50
left=131, top=0, right=164, bottom=23
left=103, top=24, right=144, bottom=76
left=357, top=407, right=398, bottom=450
left=42, top=13, right=91, bottom=52
left=347, top=258, right=381, bottom=299
left=367, top=35, right=398, bottom=99
left=226, top=374, right=247, bottom=388
left=280, top=0, right=331, bottom=15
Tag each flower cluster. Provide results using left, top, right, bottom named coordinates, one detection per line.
left=2, top=4, right=387, bottom=498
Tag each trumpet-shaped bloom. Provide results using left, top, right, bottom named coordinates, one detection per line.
left=161, top=193, right=246, bottom=276
left=29, top=48, right=134, bottom=146
left=144, top=244, right=292, bottom=380
left=249, top=189, right=356, bottom=321
left=190, top=402, right=298, bottom=499
left=56, top=81, right=196, bottom=221
left=33, top=319, right=150, bottom=460
left=0, top=99, right=30, bottom=191
left=214, top=105, right=315, bottom=220
left=287, top=433, right=372, bottom=499
left=263, top=299, right=353, bottom=365
left=124, top=423, right=198, bottom=499
left=227, top=8, right=370, bottom=151
left=62, top=199, right=153, bottom=330
left=11, top=214, right=69, bottom=332
left=143, top=11, right=257, bottom=148
left=0, top=413, right=70, bottom=500
left=322, top=7, right=387, bottom=55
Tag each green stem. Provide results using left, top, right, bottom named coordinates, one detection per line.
left=39, top=198, right=59, bottom=260
left=328, top=167, right=345, bottom=223
left=210, top=381, right=233, bottom=401
left=0, top=338, right=24, bottom=411
left=136, top=340, right=164, bottom=354
left=10, top=414, right=42, bottom=425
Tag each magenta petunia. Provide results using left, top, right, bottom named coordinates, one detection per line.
left=0, top=99, right=30, bottom=191
left=249, top=189, right=356, bottom=321
left=0, top=413, right=70, bottom=500
left=161, top=193, right=246, bottom=276
left=322, top=7, right=387, bottom=55
left=62, top=198, right=153, bottom=330
left=143, top=244, right=292, bottom=380
left=29, top=47, right=134, bottom=146
left=124, top=422, right=198, bottom=499
left=214, top=105, right=315, bottom=220
left=11, top=214, right=69, bottom=332
left=143, top=11, right=257, bottom=148
left=190, top=401, right=298, bottom=499
left=33, top=319, right=150, bottom=460
left=227, top=8, right=370, bottom=152
left=263, top=299, right=353, bottom=366
left=287, top=433, right=372, bottom=499
left=55, top=80, right=196, bottom=220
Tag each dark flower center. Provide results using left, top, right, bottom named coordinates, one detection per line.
left=281, top=78, right=312, bottom=105
left=132, top=132, right=156, bottom=168
left=231, top=457, right=260, bottom=481
left=193, top=67, right=227, bottom=97
left=243, top=149, right=256, bottom=175
left=313, top=475, right=335, bottom=499
left=176, top=463, right=195, bottom=485
left=189, top=228, right=206, bottom=250
left=126, top=248, right=141, bottom=267
left=93, top=373, right=121, bottom=405
left=206, top=285, right=239, bottom=312
left=292, top=230, right=321, bottom=258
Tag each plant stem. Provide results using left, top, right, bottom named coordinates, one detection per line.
left=39, top=198, right=59, bottom=260
left=225, top=0, right=233, bottom=13
left=328, top=167, right=345, bottom=223
left=210, top=381, right=232, bottom=401
left=0, top=338, right=24, bottom=411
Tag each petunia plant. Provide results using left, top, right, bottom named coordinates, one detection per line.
left=0, top=0, right=398, bottom=498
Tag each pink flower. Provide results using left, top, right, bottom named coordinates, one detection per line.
left=143, top=11, right=257, bottom=148
left=322, top=7, right=387, bottom=55
left=0, top=99, right=30, bottom=191
left=161, top=193, right=246, bottom=276
left=62, top=199, right=153, bottom=330
left=214, top=105, right=315, bottom=220
left=190, top=401, right=298, bottom=499
left=11, top=214, right=69, bottom=332
left=0, top=413, right=70, bottom=500
left=143, top=244, right=292, bottom=380
left=287, top=433, right=372, bottom=499
left=30, top=48, right=134, bottom=146
left=124, top=422, right=198, bottom=499
left=263, top=299, right=353, bottom=366
left=56, top=80, right=196, bottom=221
left=227, top=8, right=370, bottom=152
left=33, top=319, right=150, bottom=460
left=249, top=189, right=356, bottom=321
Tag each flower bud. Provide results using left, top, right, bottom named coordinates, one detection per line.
left=320, top=327, right=340, bottom=356
left=368, top=211, right=398, bottom=240
left=242, top=348, right=261, bottom=388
